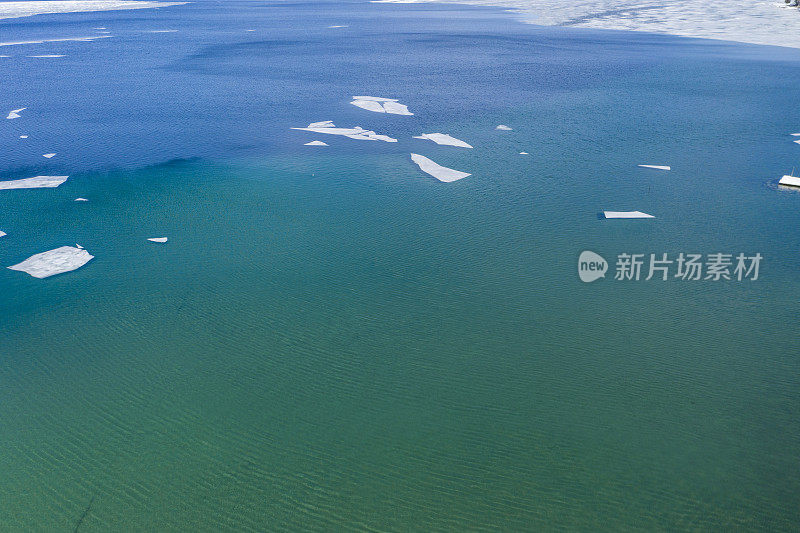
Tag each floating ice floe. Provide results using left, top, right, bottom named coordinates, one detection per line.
left=148, top=237, right=168, bottom=243
left=146, top=29, right=178, bottom=33
left=292, top=121, right=397, bottom=142
left=791, top=133, right=800, bottom=136
left=28, top=55, right=65, bottom=58
left=638, top=164, right=671, bottom=170
left=603, top=211, right=655, bottom=219
left=43, top=153, right=56, bottom=158
left=779, top=175, right=800, bottom=188
left=0, top=231, right=6, bottom=238
left=74, top=197, right=88, bottom=201
left=496, top=125, right=512, bottom=131
left=8, top=246, right=93, bottom=278
left=6, top=108, right=25, bottom=119
left=304, top=140, right=329, bottom=146
left=410, top=153, right=471, bottom=182
left=0, top=175, right=68, bottom=190
left=19, top=135, right=28, bottom=139
left=328, top=25, right=348, bottom=28
left=94, top=27, right=107, bottom=30
left=350, top=96, right=413, bottom=116
left=795, top=140, right=800, bottom=145
left=413, top=133, right=472, bottom=148
left=0, top=36, right=112, bottom=46
left=519, top=151, right=529, bottom=155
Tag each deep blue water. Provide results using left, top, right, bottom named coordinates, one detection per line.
left=1, top=0, right=800, bottom=530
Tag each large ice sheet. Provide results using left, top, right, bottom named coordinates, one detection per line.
left=370, top=0, right=800, bottom=50
left=410, top=153, right=471, bottom=182
left=0, top=175, right=68, bottom=190
left=6, top=107, right=25, bottom=119
left=413, top=133, right=473, bottom=148
left=8, top=246, right=94, bottom=278
left=350, top=96, right=413, bottom=115
left=779, top=175, right=800, bottom=187
left=0, top=1, right=186, bottom=20
left=292, top=121, right=398, bottom=142
left=603, top=211, right=655, bottom=219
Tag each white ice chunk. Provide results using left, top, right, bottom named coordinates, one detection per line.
left=350, top=96, right=413, bottom=115
left=74, top=197, right=88, bottom=201
left=292, top=122, right=397, bottom=142
left=603, top=211, right=655, bottom=219
left=304, top=140, right=329, bottom=146
left=410, top=153, right=471, bottom=182
left=19, top=135, right=28, bottom=139
left=148, top=237, right=168, bottom=243
left=795, top=140, right=800, bottom=145
left=6, top=107, right=25, bottom=119
left=413, top=133, right=473, bottom=148
left=8, top=246, right=93, bottom=278
left=496, top=125, right=512, bottom=130
left=0, top=175, right=68, bottom=190
left=28, top=55, right=65, bottom=58
left=146, top=29, right=178, bottom=33
left=519, top=151, right=529, bottom=155
left=638, top=164, right=671, bottom=170
left=791, top=133, right=800, bottom=136
left=328, top=25, right=348, bottom=28
left=43, top=153, right=56, bottom=158
left=0, top=231, right=6, bottom=237
left=779, top=175, right=800, bottom=188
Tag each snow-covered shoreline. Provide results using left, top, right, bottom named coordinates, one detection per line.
left=372, top=0, right=800, bottom=50
left=0, top=1, right=187, bottom=21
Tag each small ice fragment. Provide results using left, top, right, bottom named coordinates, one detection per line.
left=779, top=175, right=800, bottom=188
left=328, top=25, right=348, bottom=28
left=43, top=153, right=56, bottom=158
left=791, top=133, right=800, bottom=136
left=519, top=152, right=529, bottom=155
left=74, top=197, right=88, bottom=202
left=410, top=153, right=471, bottom=182
left=20, top=135, right=28, bottom=139
left=0, top=231, right=6, bottom=237
left=638, top=164, right=670, bottom=170
left=304, top=140, right=328, bottom=146
left=28, top=55, right=65, bottom=58
left=603, top=211, right=655, bottom=219
left=496, top=125, right=512, bottom=130
left=147, top=29, right=178, bottom=33
left=8, top=246, right=93, bottom=278
left=413, top=133, right=472, bottom=148
left=794, top=140, right=800, bottom=145
left=76, top=244, right=83, bottom=249
left=6, top=107, right=25, bottom=119
left=0, top=175, right=68, bottom=190
left=292, top=121, right=397, bottom=142
left=94, top=27, right=107, bottom=30
left=148, top=237, right=168, bottom=243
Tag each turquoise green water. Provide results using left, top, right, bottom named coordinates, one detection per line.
left=2, top=0, right=800, bottom=530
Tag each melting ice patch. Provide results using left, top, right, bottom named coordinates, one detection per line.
left=304, top=140, right=329, bottom=146
left=495, top=125, right=512, bottom=130
left=0, top=36, right=112, bottom=46
left=0, top=175, right=68, bottom=190
left=148, top=237, right=168, bottom=243
left=638, top=164, right=670, bottom=170
left=413, top=133, right=473, bottom=148
left=350, top=96, right=413, bottom=116
left=43, top=153, right=57, bottom=158
left=410, top=153, right=471, bottom=182
left=8, top=246, right=94, bottom=278
left=292, top=121, right=397, bottom=142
